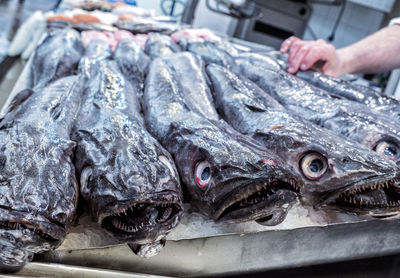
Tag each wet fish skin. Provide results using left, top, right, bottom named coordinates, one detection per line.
left=142, top=57, right=302, bottom=226
left=144, top=33, right=181, bottom=59
left=296, top=70, right=400, bottom=120
left=0, top=75, right=82, bottom=270
left=114, top=39, right=150, bottom=95
left=162, top=52, right=219, bottom=121
left=73, top=44, right=183, bottom=245
left=31, top=28, right=84, bottom=88
left=183, top=39, right=238, bottom=72
left=237, top=56, right=400, bottom=164
left=115, top=20, right=180, bottom=35
left=206, top=63, right=400, bottom=216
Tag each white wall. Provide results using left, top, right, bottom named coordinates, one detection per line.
left=304, top=2, right=385, bottom=48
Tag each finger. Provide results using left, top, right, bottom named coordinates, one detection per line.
left=286, top=40, right=307, bottom=71
left=287, top=45, right=312, bottom=74
left=280, top=36, right=299, bottom=54
left=300, top=44, right=334, bottom=71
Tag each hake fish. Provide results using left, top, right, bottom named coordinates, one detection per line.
left=142, top=57, right=301, bottom=226
left=0, top=76, right=82, bottom=270
left=182, top=39, right=238, bottom=71
left=144, top=33, right=181, bottom=59
left=237, top=55, right=400, bottom=164
left=114, top=39, right=150, bottom=96
left=73, top=42, right=183, bottom=257
left=296, top=70, right=400, bottom=121
left=206, top=63, right=400, bottom=217
left=31, top=28, right=84, bottom=88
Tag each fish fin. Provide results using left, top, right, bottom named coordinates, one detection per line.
left=5, top=88, right=34, bottom=114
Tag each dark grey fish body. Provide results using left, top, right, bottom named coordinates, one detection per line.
left=78, top=39, right=112, bottom=78
left=237, top=56, right=400, bottom=164
left=114, top=39, right=150, bottom=95
left=144, top=33, right=181, bottom=59
left=296, top=70, right=400, bottom=120
left=32, top=28, right=83, bottom=88
left=73, top=45, right=183, bottom=247
left=206, top=64, right=400, bottom=217
left=162, top=52, right=219, bottom=121
left=0, top=76, right=82, bottom=270
left=183, top=39, right=238, bottom=72
left=115, top=20, right=179, bottom=35
left=143, top=57, right=301, bottom=226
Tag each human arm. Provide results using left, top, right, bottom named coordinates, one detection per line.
left=280, top=24, right=400, bottom=77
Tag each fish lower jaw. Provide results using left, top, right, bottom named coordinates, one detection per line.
left=216, top=179, right=299, bottom=223
left=0, top=221, right=59, bottom=242
left=331, top=177, right=400, bottom=213
left=101, top=203, right=181, bottom=236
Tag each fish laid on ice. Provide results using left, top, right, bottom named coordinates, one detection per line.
left=31, top=28, right=83, bottom=88
left=142, top=56, right=301, bottom=226
left=237, top=55, right=400, bottom=164
left=144, top=33, right=181, bottom=59
left=0, top=76, right=83, bottom=270
left=73, top=41, right=183, bottom=257
left=114, top=39, right=150, bottom=95
left=296, top=70, right=400, bottom=121
left=207, top=63, right=400, bottom=217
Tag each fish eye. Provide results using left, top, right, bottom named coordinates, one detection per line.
left=300, top=152, right=327, bottom=180
left=375, top=141, right=398, bottom=160
left=195, top=161, right=212, bottom=188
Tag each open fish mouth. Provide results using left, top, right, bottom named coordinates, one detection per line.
left=101, top=201, right=183, bottom=238
left=327, top=177, right=400, bottom=216
left=215, top=178, right=300, bottom=225
left=0, top=220, right=60, bottom=242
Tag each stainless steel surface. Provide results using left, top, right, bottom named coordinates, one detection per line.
left=11, top=263, right=171, bottom=278
left=34, top=219, right=400, bottom=277
left=234, top=0, right=311, bottom=49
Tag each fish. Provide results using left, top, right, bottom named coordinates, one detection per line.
left=162, top=52, right=219, bottom=121
left=206, top=63, right=400, bottom=217
left=296, top=70, right=400, bottom=120
left=73, top=42, right=183, bottom=257
left=0, top=75, right=83, bottom=271
left=183, top=39, right=238, bottom=71
left=236, top=55, right=400, bottom=165
left=114, top=38, right=150, bottom=96
left=144, top=33, right=181, bottom=59
left=115, top=20, right=180, bottom=35
left=31, top=28, right=84, bottom=88
left=142, top=56, right=301, bottom=226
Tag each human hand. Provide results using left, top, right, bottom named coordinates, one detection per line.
left=280, top=36, right=342, bottom=77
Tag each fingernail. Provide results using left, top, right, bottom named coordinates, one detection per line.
left=288, top=67, right=294, bottom=73
left=300, top=64, right=307, bottom=70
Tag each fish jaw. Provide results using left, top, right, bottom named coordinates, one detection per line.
left=0, top=209, right=66, bottom=271
left=213, top=177, right=299, bottom=225
left=321, top=175, right=400, bottom=217
left=98, top=192, right=183, bottom=244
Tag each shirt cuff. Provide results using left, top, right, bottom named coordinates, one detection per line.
left=389, top=17, right=400, bottom=26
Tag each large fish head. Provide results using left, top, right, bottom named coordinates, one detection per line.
left=0, top=129, right=78, bottom=269
left=164, top=116, right=301, bottom=226
left=77, top=123, right=183, bottom=244
left=206, top=63, right=400, bottom=218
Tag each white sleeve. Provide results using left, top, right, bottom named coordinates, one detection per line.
left=389, top=17, right=400, bottom=26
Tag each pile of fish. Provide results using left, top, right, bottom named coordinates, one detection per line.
left=2, top=4, right=400, bottom=272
